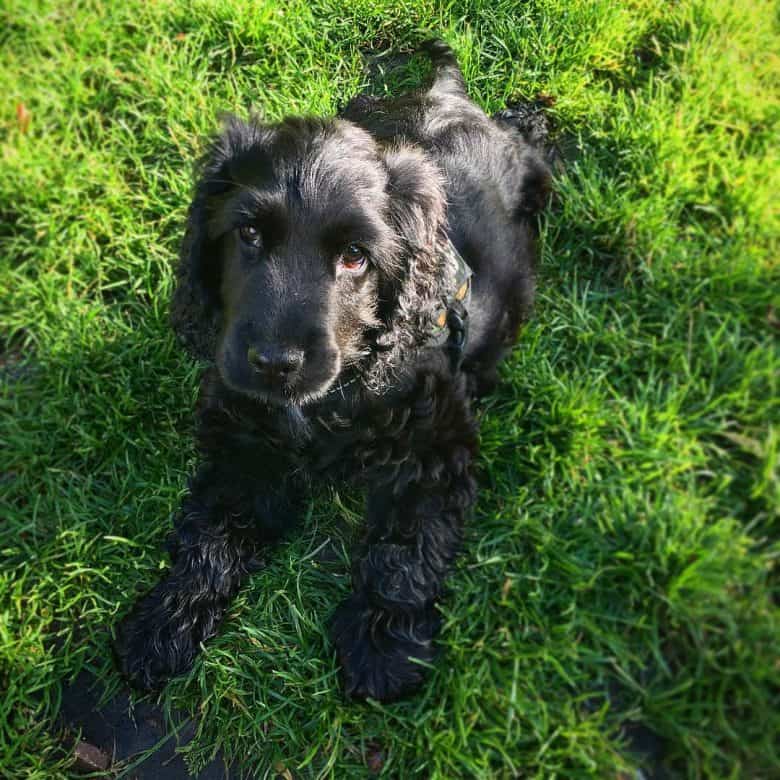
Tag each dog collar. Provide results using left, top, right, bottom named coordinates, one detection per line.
left=426, top=238, right=473, bottom=370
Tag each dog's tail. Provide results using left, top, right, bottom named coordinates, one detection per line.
left=419, top=39, right=467, bottom=98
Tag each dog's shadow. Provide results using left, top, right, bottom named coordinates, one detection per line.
left=350, top=45, right=431, bottom=102
left=58, top=668, right=244, bottom=779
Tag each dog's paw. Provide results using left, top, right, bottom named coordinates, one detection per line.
left=113, top=592, right=201, bottom=692
left=329, top=595, right=439, bottom=702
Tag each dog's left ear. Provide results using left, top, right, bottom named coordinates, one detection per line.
left=374, top=146, right=449, bottom=352
left=381, top=146, right=446, bottom=253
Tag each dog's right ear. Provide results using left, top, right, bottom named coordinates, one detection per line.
left=170, top=115, right=266, bottom=360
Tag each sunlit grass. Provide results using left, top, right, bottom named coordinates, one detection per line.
left=1, top=0, right=777, bottom=776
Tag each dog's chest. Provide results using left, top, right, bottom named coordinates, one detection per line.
left=196, top=368, right=449, bottom=485
left=274, top=402, right=421, bottom=485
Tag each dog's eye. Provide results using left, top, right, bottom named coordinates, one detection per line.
left=338, top=243, right=368, bottom=273
left=238, top=224, right=261, bottom=248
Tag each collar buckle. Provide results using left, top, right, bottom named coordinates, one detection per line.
left=426, top=239, right=473, bottom=372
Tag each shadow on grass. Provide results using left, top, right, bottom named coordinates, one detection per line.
left=57, top=669, right=245, bottom=779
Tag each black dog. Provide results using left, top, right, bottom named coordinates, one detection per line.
left=115, top=41, right=551, bottom=702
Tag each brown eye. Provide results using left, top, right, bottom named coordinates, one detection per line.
left=239, top=224, right=261, bottom=247
left=338, top=243, right=368, bottom=273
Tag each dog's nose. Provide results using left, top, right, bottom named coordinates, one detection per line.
left=247, top=346, right=304, bottom=380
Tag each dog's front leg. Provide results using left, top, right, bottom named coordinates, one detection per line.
left=115, top=461, right=300, bottom=691
left=330, top=377, right=479, bottom=702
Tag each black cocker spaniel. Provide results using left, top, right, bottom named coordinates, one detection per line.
left=115, top=41, right=551, bottom=702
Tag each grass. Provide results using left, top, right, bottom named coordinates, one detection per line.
left=1, top=0, right=778, bottom=777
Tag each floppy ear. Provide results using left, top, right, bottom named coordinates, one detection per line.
left=381, top=145, right=446, bottom=255
left=369, top=145, right=452, bottom=366
left=170, top=115, right=266, bottom=360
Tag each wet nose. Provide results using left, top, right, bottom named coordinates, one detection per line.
left=247, top=346, right=304, bottom=381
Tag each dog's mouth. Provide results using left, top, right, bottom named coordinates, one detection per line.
left=246, top=378, right=336, bottom=407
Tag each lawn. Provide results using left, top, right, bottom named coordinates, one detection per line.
left=1, top=0, right=777, bottom=777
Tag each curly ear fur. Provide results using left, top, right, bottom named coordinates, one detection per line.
left=367, top=146, right=455, bottom=389
left=382, top=145, right=446, bottom=253
left=170, top=115, right=267, bottom=360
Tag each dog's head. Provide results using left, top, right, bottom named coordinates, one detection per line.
left=171, top=116, right=446, bottom=405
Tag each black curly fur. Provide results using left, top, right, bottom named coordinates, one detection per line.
left=114, top=41, right=551, bottom=702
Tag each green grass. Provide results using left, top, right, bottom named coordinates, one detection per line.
left=1, top=0, right=778, bottom=777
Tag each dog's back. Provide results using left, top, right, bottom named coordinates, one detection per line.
left=342, top=41, right=551, bottom=391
